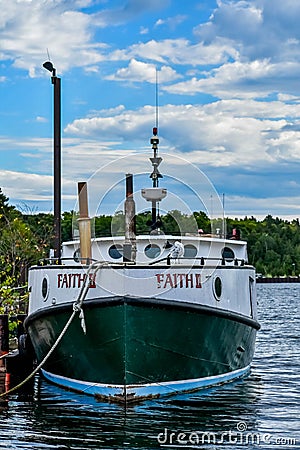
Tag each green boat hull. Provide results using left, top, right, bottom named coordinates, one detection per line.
left=26, top=297, right=259, bottom=401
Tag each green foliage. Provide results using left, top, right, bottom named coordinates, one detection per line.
left=95, top=215, right=113, bottom=237
left=0, top=217, right=42, bottom=282
left=135, top=211, right=152, bottom=234
left=22, top=212, right=54, bottom=254
left=226, top=215, right=300, bottom=277
left=0, top=276, right=28, bottom=315
left=193, top=211, right=211, bottom=233
left=0, top=190, right=50, bottom=315
left=0, top=188, right=19, bottom=223
left=61, top=211, right=75, bottom=242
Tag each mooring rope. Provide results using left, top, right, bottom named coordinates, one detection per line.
left=0, top=261, right=105, bottom=398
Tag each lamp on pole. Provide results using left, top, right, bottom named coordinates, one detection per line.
left=43, top=61, right=61, bottom=261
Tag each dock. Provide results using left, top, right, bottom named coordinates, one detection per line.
left=0, top=366, right=5, bottom=388
left=0, top=314, right=35, bottom=400
left=0, top=361, right=8, bottom=403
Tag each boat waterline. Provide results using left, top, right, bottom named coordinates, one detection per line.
left=41, top=365, right=251, bottom=402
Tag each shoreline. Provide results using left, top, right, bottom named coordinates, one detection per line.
left=256, top=276, right=300, bottom=283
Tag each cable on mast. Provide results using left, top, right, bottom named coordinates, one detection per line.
left=155, top=67, right=159, bottom=131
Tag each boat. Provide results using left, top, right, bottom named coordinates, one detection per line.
left=25, top=126, right=260, bottom=403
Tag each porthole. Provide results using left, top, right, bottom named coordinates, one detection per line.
left=213, top=276, right=222, bottom=300
left=108, top=244, right=123, bottom=259
left=73, top=248, right=81, bottom=262
left=184, top=244, right=197, bottom=258
left=144, top=244, right=161, bottom=259
left=222, top=246, right=235, bottom=262
left=42, top=276, right=49, bottom=301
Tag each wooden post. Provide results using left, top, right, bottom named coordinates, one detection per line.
left=0, top=315, right=9, bottom=354
left=0, top=315, right=9, bottom=369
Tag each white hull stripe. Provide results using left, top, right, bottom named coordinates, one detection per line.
left=41, top=365, right=251, bottom=400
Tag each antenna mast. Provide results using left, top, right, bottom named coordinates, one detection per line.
left=155, top=67, right=159, bottom=130
left=150, top=68, right=161, bottom=189
left=141, top=68, right=167, bottom=231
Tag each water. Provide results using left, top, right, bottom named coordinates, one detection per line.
left=0, top=284, right=299, bottom=450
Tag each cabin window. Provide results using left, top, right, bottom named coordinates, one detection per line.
left=42, top=276, right=49, bottom=301
left=222, top=246, right=235, bottom=262
left=213, top=276, right=222, bottom=300
left=184, top=244, right=197, bottom=258
left=108, top=244, right=123, bottom=259
left=144, top=244, right=161, bottom=259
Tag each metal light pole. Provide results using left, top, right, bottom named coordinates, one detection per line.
left=43, top=61, right=61, bottom=261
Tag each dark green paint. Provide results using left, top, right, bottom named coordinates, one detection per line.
left=27, top=299, right=257, bottom=385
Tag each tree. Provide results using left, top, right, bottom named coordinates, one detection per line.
left=0, top=188, right=19, bottom=223
left=23, top=212, right=54, bottom=254
left=0, top=192, right=51, bottom=314
left=0, top=217, right=43, bottom=283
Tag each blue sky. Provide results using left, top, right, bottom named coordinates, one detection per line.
left=1, top=0, right=300, bottom=220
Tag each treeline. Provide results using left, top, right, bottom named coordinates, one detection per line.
left=1, top=188, right=300, bottom=298
left=226, top=215, right=300, bottom=277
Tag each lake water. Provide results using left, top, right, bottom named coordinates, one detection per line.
left=0, top=284, right=299, bottom=450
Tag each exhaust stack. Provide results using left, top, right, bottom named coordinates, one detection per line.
left=77, top=182, right=92, bottom=264
left=124, top=173, right=136, bottom=262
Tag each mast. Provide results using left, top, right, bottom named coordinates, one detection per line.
left=149, top=126, right=163, bottom=226
left=150, top=68, right=162, bottom=227
left=141, top=129, right=167, bottom=232
left=141, top=68, right=167, bottom=232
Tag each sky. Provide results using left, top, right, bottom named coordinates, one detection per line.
left=1, top=0, right=300, bottom=221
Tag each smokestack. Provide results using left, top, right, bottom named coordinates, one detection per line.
left=77, top=182, right=92, bottom=264
left=124, top=173, right=136, bottom=262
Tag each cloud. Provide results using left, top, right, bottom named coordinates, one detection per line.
left=223, top=194, right=300, bottom=219
left=107, top=59, right=181, bottom=83
left=64, top=106, right=153, bottom=139
left=0, top=0, right=105, bottom=75
left=155, top=14, right=187, bottom=30
left=0, top=1, right=175, bottom=77
left=0, top=169, right=53, bottom=202
left=113, top=38, right=238, bottom=66
left=64, top=99, right=300, bottom=170
left=194, top=1, right=263, bottom=46
left=92, top=0, right=170, bottom=27
left=194, top=0, right=300, bottom=64
left=164, top=59, right=300, bottom=99
left=142, top=1, right=300, bottom=100
left=140, top=26, right=149, bottom=35
left=36, top=116, right=48, bottom=123
left=2, top=103, right=300, bottom=217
